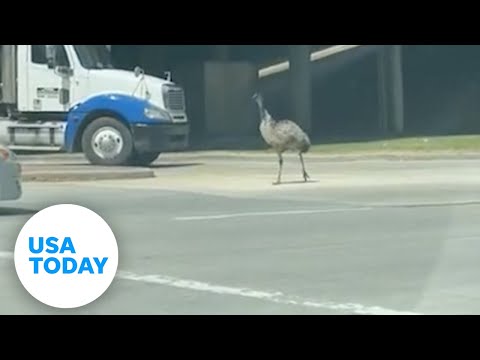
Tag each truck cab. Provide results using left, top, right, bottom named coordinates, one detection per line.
left=0, top=45, right=189, bottom=166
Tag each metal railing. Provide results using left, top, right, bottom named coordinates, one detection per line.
left=258, top=45, right=364, bottom=79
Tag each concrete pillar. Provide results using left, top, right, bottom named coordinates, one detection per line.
left=377, top=47, right=389, bottom=134
left=213, top=45, right=229, bottom=61
left=377, top=45, right=405, bottom=135
left=289, top=45, right=312, bottom=132
left=390, top=45, right=405, bottom=135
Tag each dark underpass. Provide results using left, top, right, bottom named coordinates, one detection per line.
left=110, top=45, right=480, bottom=147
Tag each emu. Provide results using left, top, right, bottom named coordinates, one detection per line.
left=253, top=93, right=311, bottom=185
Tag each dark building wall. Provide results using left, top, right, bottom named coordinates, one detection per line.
left=110, top=45, right=480, bottom=142
left=259, top=45, right=480, bottom=140
left=258, top=45, right=381, bottom=141
left=402, top=45, right=480, bottom=136
left=310, top=48, right=379, bottom=140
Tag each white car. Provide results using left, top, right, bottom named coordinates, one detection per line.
left=0, top=145, right=22, bottom=201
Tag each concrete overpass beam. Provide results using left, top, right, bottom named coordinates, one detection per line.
left=289, top=45, right=312, bottom=133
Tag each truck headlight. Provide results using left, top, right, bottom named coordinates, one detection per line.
left=144, top=106, right=172, bottom=121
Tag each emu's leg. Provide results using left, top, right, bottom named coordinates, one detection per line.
left=273, top=153, right=284, bottom=185
left=299, top=153, right=310, bottom=182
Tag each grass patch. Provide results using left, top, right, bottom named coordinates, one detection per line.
left=191, top=135, right=480, bottom=156
left=308, top=135, right=480, bottom=154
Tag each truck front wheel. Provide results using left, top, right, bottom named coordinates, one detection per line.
left=81, top=116, right=134, bottom=166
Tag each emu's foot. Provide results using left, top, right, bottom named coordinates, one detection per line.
left=303, top=171, right=311, bottom=182
left=272, top=180, right=282, bottom=186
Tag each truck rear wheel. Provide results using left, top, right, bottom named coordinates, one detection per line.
left=81, top=116, right=134, bottom=166
left=129, top=151, right=161, bottom=166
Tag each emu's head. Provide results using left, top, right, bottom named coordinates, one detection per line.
left=252, top=93, right=263, bottom=105
left=252, top=92, right=271, bottom=122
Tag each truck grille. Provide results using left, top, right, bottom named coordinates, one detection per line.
left=164, top=87, right=186, bottom=111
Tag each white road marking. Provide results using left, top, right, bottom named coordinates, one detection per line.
left=174, top=207, right=373, bottom=221
left=0, top=251, right=13, bottom=260
left=0, top=250, right=420, bottom=315
left=116, top=271, right=421, bottom=315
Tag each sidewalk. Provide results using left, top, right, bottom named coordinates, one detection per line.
left=17, top=149, right=480, bottom=183
left=16, top=150, right=480, bottom=163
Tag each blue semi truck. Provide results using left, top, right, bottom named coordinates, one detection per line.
left=0, top=45, right=190, bottom=166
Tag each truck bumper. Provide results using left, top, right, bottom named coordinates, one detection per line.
left=131, top=123, right=190, bottom=153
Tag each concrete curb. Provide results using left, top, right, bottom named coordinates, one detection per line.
left=22, top=169, right=155, bottom=182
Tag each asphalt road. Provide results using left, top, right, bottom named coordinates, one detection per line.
left=1, top=157, right=480, bottom=315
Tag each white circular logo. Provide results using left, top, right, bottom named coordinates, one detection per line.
left=14, top=204, right=119, bottom=309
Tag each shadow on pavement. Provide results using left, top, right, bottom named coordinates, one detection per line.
left=274, top=180, right=320, bottom=186
left=20, top=162, right=204, bottom=169
left=0, top=207, right=38, bottom=217
left=148, top=162, right=203, bottom=169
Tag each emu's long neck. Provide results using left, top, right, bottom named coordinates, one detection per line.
left=255, top=98, right=273, bottom=123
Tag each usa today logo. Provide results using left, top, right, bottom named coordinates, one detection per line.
left=14, top=204, right=119, bottom=309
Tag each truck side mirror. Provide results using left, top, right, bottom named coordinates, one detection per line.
left=54, top=66, right=73, bottom=77
left=47, top=58, right=55, bottom=69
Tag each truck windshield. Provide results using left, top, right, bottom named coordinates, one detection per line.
left=73, top=45, right=114, bottom=70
